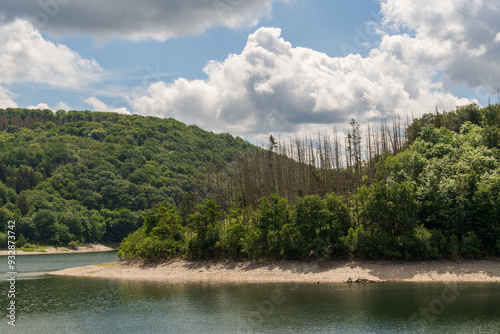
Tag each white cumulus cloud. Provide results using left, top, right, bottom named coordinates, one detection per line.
left=84, top=96, right=131, bottom=115
left=0, top=19, right=102, bottom=88
left=25, top=101, right=72, bottom=111
left=380, top=0, right=500, bottom=91
left=54, top=102, right=72, bottom=111
left=26, top=103, right=51, bottom=110
left=0, top=86, right=18, bottom=108
left=131, top=27, right=471, bottom=137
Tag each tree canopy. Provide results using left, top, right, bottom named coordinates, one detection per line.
left=0, top=108, right=257, bottom=246
left=120, top=104, right=500, bottom=261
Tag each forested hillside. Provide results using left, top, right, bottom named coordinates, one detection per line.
left=0, top=108, right=256, bottom=246
left=120, top=104, right=500, bottom=261
left=2, top=104, right=499, bottom=260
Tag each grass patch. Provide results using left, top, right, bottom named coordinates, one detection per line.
left=22, top=248, right=36, bottom=252
left=60, top=248, right=69, bottom=251
left=37, top=249, right=47, bottom=253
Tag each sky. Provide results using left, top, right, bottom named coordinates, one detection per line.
left=1, top=0, right=500, bottom=141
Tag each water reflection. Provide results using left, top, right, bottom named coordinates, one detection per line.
left=1, top=277, right=499, bottom=334
left=0, top=253, right=499, bottom=333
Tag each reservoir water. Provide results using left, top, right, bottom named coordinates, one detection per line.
left=1, top=253, right=499, bottom=333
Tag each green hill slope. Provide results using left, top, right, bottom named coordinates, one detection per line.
left=0, top=108, right=257, bottom=245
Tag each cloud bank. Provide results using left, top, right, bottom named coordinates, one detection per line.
left=380, top=0, right=500, bottom=92
left=4, top=0, right=499, bottom=139
left=130, top=0, right=500, bottom=137
left=131, top=27, right=471, bottom=136
left=1, top=0, right=283, bottom=41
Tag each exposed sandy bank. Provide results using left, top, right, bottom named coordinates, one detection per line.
left=0, top=244, right=115, bottom=256
left=47, top=259, right=500, bottom=283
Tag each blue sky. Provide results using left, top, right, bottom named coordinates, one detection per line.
left=1, top=0, right=499, bottom=140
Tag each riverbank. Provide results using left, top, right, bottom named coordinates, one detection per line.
left=47, top=259, right=500, bottom=282
left=0, top=244, right=115, bottom=256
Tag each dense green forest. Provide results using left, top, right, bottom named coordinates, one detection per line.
left=0, top=108, right=256, bottom=247
left=1, top=104, right=499, bottom=260
left=119, top=103, right=500, bottom=260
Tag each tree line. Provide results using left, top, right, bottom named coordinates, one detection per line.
left=120, top=103, right=500, bottom=260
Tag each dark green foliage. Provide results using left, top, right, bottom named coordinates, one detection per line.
left=120, top=192, right=350, bottom=261
left=187, top=199, right=222, bottom=259
left=17, top=234, right=26, bottom=248
left=359, top=181, right=418, bottom=238
left=120, top=103, right=500, bottom=261
left=460, top=232, right=483, bottom=258
left=119, top=207, right=186, bottom=261
left=400, top=225, right=438, bottom=259
left=102, top=209, right=143, bottom=243
left=344, top=227, right=372, bottom=258
left=16, top=192, right=29, bottom=216
left=256, top=193, right=292, bottom=257
left=4, top=104, right=500, bottom=260
left=33, top=210, right=57, bottom=242
left=0, top=233, right=7, bottom=248
left=16, top=217, right=36, bottom=240
left=0, top=108, right=257, bottom=246
left=294, top=194, right=349, bottom=259
left=221, top=210, right=247, bottom=258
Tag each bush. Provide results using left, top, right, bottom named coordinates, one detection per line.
left=343, top=227, right=378, bottom=259
left=68, top=241, right=79, bottom=250
left=449, top=235, right=460, bottom=259
left=460, top=232, right=483, bottom=258
left=400, top=226, right=439, bottom=259
left=17, top=234, right=26, bottom=248
left=414, top=225, right=437, bottom=258
left=187, top=200, right=221, bottom=259
left=222, top=217, right=245, bottom=258
left=0, top=232, right=7, bottom=248
left=241, top=228, right=263, bottom=259
left=118, top=228, right=146, bottom=260
left=378, top=234, right=402, bottom=259
left=120, top=206, right=187, bottom=261
left=430, top=229, right=449, bottom=257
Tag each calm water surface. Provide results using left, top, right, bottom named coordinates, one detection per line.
left=1, top=253, right=499, bottom=333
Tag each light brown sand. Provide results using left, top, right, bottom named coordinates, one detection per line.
left=0, top=244, right=115, bottom=256
left=47, top=259, right=500, bottom=283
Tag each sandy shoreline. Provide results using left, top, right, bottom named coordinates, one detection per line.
left=47, top=259, right=500, bottom=283
left=0, top=244, right=115, bottom=256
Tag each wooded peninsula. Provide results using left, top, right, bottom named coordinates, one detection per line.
left=1, top=104, right=499, bottom=261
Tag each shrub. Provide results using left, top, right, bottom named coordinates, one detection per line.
left=118, top=228, right=146, bottom=260
left=68, top=241, right=79, bottom=250
left=241, top=228, right=263, bottom=259
left=414, top=225, right=437, bottom=258
left=343, top=227, right=378, bottom=259
left=378, top=234, right=401, bottom=259
left=460, top=232, right=483, bottom=258
left=0, top=232, right=7, bottom=248
left=430, top=229, right=449, bottom=257
left=449, top=235, right=460, bottom=259
left=222, top=217, right=245, bottom=258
